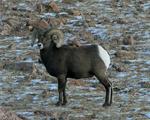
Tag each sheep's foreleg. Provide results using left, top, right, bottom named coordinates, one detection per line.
left=62, top=79, right=67, bottom=105
left=62, top=87, right=67, bottom=105
left=56, top=89, right=63, bottom=106
left=56, top=77, right=67, bottom=106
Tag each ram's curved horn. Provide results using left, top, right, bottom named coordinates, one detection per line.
left=47, top=29, right=64, bottom=48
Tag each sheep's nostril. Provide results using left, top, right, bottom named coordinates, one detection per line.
left=37, top=43, right=43, bottom=49
left=31, top=42, right=34, bottom=47
left=38, top=43, right=41, bottom=47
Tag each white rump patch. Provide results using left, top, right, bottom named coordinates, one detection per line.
left=97, top=45, right=110, bottom=69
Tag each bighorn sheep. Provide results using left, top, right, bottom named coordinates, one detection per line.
left=31, top=28, right=112, bottom=107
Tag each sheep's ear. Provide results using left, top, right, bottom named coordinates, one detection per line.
left=31, top=27, right=49, bottom=46
left=47, top=29, right=64, bottom=48
left=31, top=28, right=39, bottom=46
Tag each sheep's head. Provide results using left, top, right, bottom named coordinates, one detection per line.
left=31, top=27, right=48, bottom=47
left=31, top=28, right=64, bottom=49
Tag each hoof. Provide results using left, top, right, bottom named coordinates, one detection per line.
left=62, top=101, right=67, bottom=106
left=102, top=103, right=111, bottom=107
left=55, top=101, right=67, bottom=106
left=55, top=101, right=62, bottom=106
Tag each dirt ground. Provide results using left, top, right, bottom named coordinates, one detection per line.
left=0, top=0, right=150, bottom=120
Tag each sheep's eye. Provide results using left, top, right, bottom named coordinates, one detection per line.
left=44, top=39, right=47, bottom=42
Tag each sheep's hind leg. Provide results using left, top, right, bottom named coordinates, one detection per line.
left=95, top=74, right=113, bottom=107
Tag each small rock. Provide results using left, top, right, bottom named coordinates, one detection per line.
left=38, top=19, right=49, bottom=29
left=144, top=112, right=150, bottom=119
left=28, top=25, right=33, bottom=31
left=68, top=79, right=86, bottom=86
left=73, top=10, right=81, bottom=16
left=34, top=110, right=52, bottom=116
left=15, top=62, right=34, bottom=72
left=0, top=23, right=12, bottom=35
left=78, top=30, right=95, bottom=43
left=121, top=46, right=130, bottom=51
left=29, top=19, right=49, bottom=29
left=138, top=82, right=150, bottom=88
left=101, top=17, right=111, bottom=24
left=0, top=107, right=23, bottom=120
left=86, top=19, right=96, bottom=27
left=12, top=3, right=33, bottom=12
left=139, top=0, right=144, bottom=4
left=114, top=18, right=128, bottom=24
left=68, top=9, right=81, bottom=16
left=112, top=64, right=126, bottom=72
left=6, top=18, right=19, bottom=27
left=68, top=114, right=87, bottom=120
left=49, top=1, right=60, bottom=12
left=4, top=62, right=34, bottom=72
left=113, top=87, right=121, bottom=92
left=68, top=40, right=81, bottom=47
left=47, top=17, right=67, bottom=27
left=36, top=3, right=44, bottom=13
left=0, top=62, right=5, bottom=70
left=63, top=0, right=84, bottom=4
left=115, top=50, right=135, bottom=59
left=63, top=0, right=78, bottom=4
left=123, top=35, right=135, bottom=45
left=42, top=89, right=51, bottom=98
